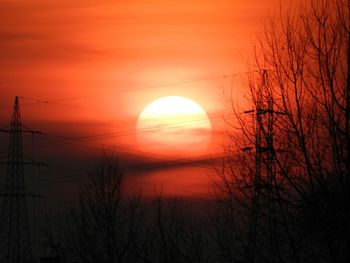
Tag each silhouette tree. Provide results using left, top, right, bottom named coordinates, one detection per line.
left=44, top=151, right=141, bottom=263
left=214, top=0, right=350, bottom=262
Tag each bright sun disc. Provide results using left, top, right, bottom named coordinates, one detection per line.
left=137, top=96, right=212, bottom=156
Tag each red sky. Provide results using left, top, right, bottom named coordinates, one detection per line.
left=0, top=0, right=284, bottom=199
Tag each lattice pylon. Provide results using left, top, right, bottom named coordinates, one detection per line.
left=0, top=96, right=33, bottom=263
left=245, top=70, right=278, bottom=263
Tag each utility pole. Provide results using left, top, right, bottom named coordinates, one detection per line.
left=243, top=70, right=284, bottom=263
left=0, top=96, right=44, bottom=263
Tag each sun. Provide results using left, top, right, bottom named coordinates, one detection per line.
left=136, top=96, right=212, bottom=157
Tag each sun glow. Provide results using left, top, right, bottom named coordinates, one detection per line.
left=137, top=96, right=212, bottom=156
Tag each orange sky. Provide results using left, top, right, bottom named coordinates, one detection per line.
left=0, top=0, right=284, bottom=198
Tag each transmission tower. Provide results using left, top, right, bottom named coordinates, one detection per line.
left=0, top=96, right=44, bottom=263
left=243, top=70, right=284, bottom=263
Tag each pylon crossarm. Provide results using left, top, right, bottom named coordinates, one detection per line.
left=0, top=128, right=10, bottom=133
left=0, top=124, right=10, bottom=131
left=22, top=124, right=45, bottom=135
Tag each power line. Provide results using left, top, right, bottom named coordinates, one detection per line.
left=0, top=109, right=230, bottom=157
left=0, top=148, right=222, bottom=203
left=20, top=151, right=221, bottom=201
left=0, top=95, right=228, bottom=198
left=0, top=70, right=258, bottom=111
left=0, top=71, right=249, bottom=201
left=21, top=72, right=252, bottom=104
left=1, top=114, right=224, bottom=199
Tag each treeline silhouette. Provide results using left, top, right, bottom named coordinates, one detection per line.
left=44, top=151, right=211, bottom=263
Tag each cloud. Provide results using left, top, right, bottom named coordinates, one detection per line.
left=119, top=149, right=223, bottom=175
